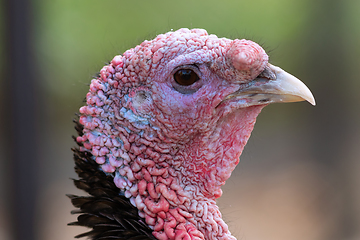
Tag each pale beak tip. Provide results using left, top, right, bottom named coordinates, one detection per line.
left=309, top=97, right=316, bottom=106
left=303, top=88, right=316, bottom=106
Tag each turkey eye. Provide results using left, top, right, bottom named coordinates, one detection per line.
left=174, top=69, right=199, bottom=86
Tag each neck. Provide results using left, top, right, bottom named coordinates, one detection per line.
left=122, top=106, right=263, bottom=240
left=125, top=153, right=237, bottom=240
left=78, top=105, right=264, bottom=240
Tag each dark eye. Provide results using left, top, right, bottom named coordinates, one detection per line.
left=174, top=69, right=199, bottom=86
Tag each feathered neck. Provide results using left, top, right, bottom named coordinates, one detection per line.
left=69, top=119, right=155, bottom=239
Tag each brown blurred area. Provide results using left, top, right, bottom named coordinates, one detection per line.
left=1, top=0, right=359, bottom=240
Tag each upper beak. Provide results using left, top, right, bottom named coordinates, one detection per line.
left=226, top=64, right=316, bottom=107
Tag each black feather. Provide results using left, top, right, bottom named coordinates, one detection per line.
left=69, top=118, right=155, bottom=240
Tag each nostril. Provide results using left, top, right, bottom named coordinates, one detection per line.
left=256, top=65, right=277, bottom=80
left=227, top=39, right=268, bottom=74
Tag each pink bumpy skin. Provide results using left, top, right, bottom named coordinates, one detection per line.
left=77, top=28, right=268, bottom=240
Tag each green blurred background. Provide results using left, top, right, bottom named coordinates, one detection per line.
left=1, top=0, right=360, bottom=240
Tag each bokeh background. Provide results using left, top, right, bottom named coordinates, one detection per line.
left=1, top=0, right=360, bottom=240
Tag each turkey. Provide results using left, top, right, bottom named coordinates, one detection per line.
left=68, top=28, right=315, bottom=240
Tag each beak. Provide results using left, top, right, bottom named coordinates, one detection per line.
left=226, top=64, right=316, bottom=107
